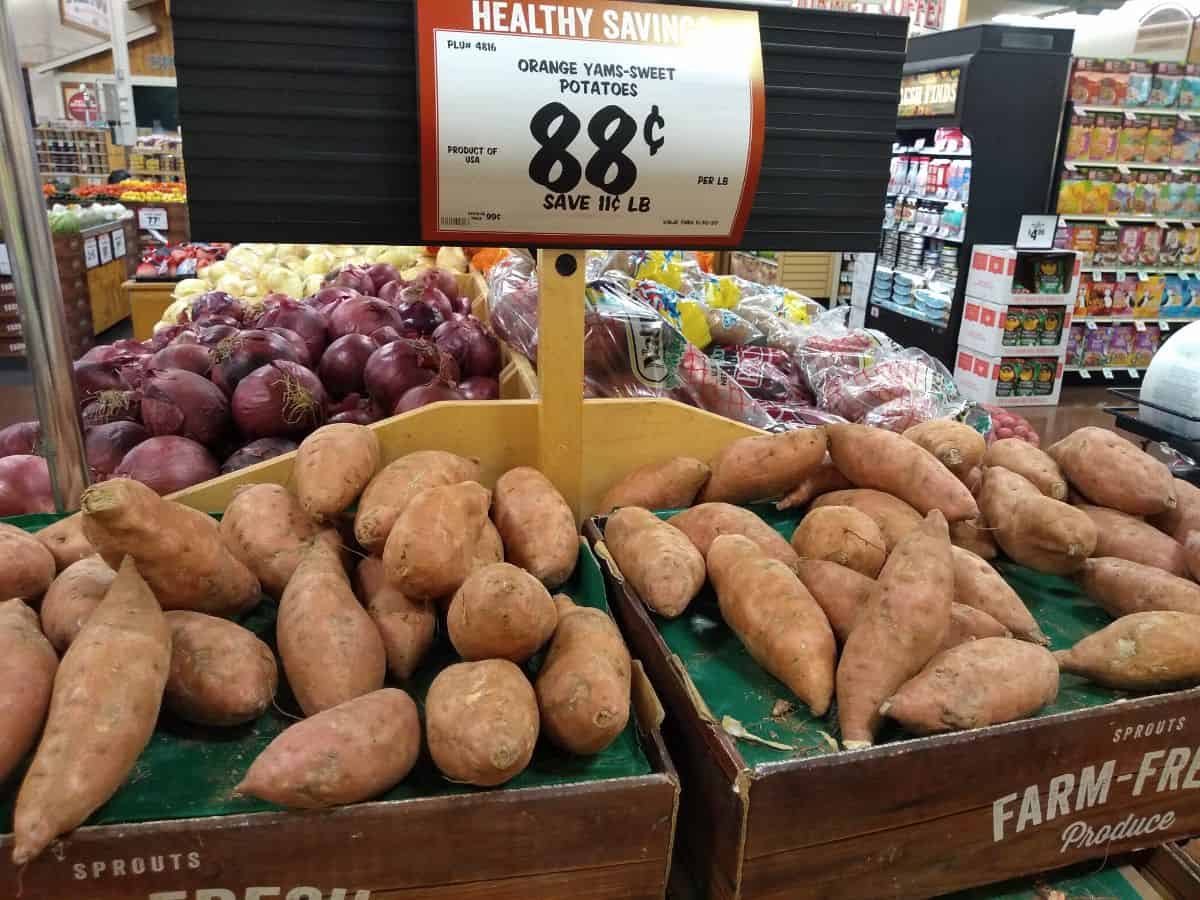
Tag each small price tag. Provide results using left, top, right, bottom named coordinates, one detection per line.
left=97, top=233, right=112, bottom=266
left=869, top=306, right=880, bottom=318
left=0, top=243, right=9, bottom=276
left=1106, top=218, right=1120, bottom=228
left=1101, top=367, right=1114, bottom=379
left=83, top=238, right=99, bottom=270
left=1128, top=368, right=1140, bottom=379
left=1086, top=320, right=1098, bottom=330
left=1079, top=369, right=1092, bottom=380
left=1118, top=165, right=1131, bottom=175
left=1161, top=320, right=1172, bottom=332
left=111, top=228, right=126, bottom=258
left=1134, top=320, right=1146, bottom=331
left=138, top=207, right=169, bottom=231
left=1138, top=271, right=1149, bottom=282
left=1116, top=269, right=1128, bottom=281
left=1180, top=272, right=1192, bottom=281
left=914, top=138, right=927, bottom=149
left=1157, top=220, right=1172, bottom=230
left=1064, top=161, right=1078, bottom=172
left=1184, top=220, right=1196, bottom=230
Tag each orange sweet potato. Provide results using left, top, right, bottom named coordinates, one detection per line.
left=39, top=556, right=115, bottom=653
left=775, top=456, right=853, bottom=511
left=219, top=483, right=320, bottom=597
left=82, top=479, right=261, bottom=617
left=606, top=506, right=705, bottom=618
left=978, top=467, right=1096, bottom=575
left=493, top=467, right=578, bottom=588
left=1150, top=478, right=1200, bottom=542
left=826, top=423, right=979, bottom=522
left=0, top=522, right=56, bottom=602
left=35, top=514, right=92, bottom=571
left=383, top=481, right=492, bottom=602
left=12, top=558, right=170, bottom=864
left=939, top=604, right=1011, bottom=653
left=448, top=563, right=557, bottom=663
left=1188, top=533, right=1200, bottom=583
left=790, top=506, right=886, bottom=578
left=794, top=560, right=874, bottom=643
left=699, top=428, right=828, bottom=505
left=881, top=638, right=1058, bottom=734
left=903, top=419, right=986, bottom=479
left=598, top=456, right=710, bottom=514
left=984, top=438, right=1068, bottom=499
left=950, top=518, right=998, bottom=560
left=707, top=534, right=836, bottom=716
left=294, top=423, right=381, bottom=522
left=354, top=450, right=481, bottom=554
left=951, top=546, right=1047, bottom=644
left=355, top=557, right=435, bottom=681
left=165, top=611, right=277, bottom=727
left=1048, top=427, right=1176, bottom=515
left=0, top=600, right=57, bottom=786
left=810, top=489, right=923, bottom=552
left=1055, top=611, right=1200, bottom=690
left=669, top=502, right=799, bottom=570
left=1075, top=557, right=1200, bottom=617
left=836, top=510, right=953, bottom=749
left=1076, top=504, right=1189, bottom=576
left=237, top=688, right=420, bottom=808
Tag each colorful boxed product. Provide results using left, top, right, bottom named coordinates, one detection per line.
left=1066, top=323, right=1086, bottom=366
left=1112, top=277, right=1138, bottom=316
left=1088, top=278, right=1115, bottom=314
left=1130, top=173, right=1155, bottom=215
left=1066, top=112, right=1094, bottom=160
left=1161, top=276, right=1187, bottom=316
left=1117, top=225, right=1144, bottom=266
left=1106, top=323, right=1135, bottom=366
left=1057, top=170, right=1085, bottom=214
left=1111, top=171, right=1137, bottom=215
left=1095, top=226, right=1121, bottom=266
left=1089, top=114, right=1122, bottom=162
left=1068, top=223, right=1099, bottom=263
left=1139, top=226, right=1164, bottom=266
left=1133, top=276, right=1165, bottom=317
left=1182, top=175, right=1200, bottom=218
left=1014, top=359, right=1038, bottom=397
left=1167, top=172, right=1191, bottom=215
left=1082, top=326, right=1110, bottom=367
left=1127, top=61, right=1154, bottom=107
left=1132, top=326, right=1159, bottom=367
left=1080, top=171, right=1114, bottom=214
left=1071, top=58, right=1103, bottom=104
left=1182, top=64, right=1200, bottom=111
left=1100, top=60, right=1131, bottom=106
left=1156, top=173, right=1180, bottom=216
left=1146, top=116, right=1176, bottom=163
left=1041, top=308, right=1066, bottom=345
left=1160, top=227, right=1184, bottom=266
left=1171, top=118, right=1200, bottom=163
left=1180, top=228, right=1200, bottom=265
left=1033, top=359, right=1057, bottom=396
left=1151, top=63, right=1183, bottom=108
left=1018, top=308, right=1043, bottom=346
left=1075, top=272, right=1093, bottom=316
left=1186, top=282, right=1200, bottom=317
left=1117, top=114, right=1149, bottom=162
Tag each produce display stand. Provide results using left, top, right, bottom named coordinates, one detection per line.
left=124, top=278, right=176, bottom=340
left=1143, top=841, right=1200, bottom=898
left=586, top=506, right=1200, bottom=900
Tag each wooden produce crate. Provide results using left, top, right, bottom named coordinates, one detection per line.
left=0, top=516, right=679, bottom=900
left=84, top=222, right=134, bottom=334
left=585, top=506, right=1200, bottom=900
left=125, top=279, right=178, bottom=340
left=1142, top=842, right=1200, bottom=899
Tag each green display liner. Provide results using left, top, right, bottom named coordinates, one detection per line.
left=0, top=515, right=650, bottom=833
left=944, top=861, right=1146, bottom=900
left=651, top=504, right=1130, bottom=769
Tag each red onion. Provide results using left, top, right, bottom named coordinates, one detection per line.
left=459, top=376, right=499, bottom=400
left=263, top=326, right=312, bottom=367
left=366, top=263, right=401, bottom=295
left=85, top=421, right=149, bottom=479
left=194, top=323, right=240, bottom=346
left=114, top=437, right=219, bottom=495
left=0, top=454, right=54, bottom=515
left=81, top=390, right=141, bottom=427
left=448, top=293, right=472, bottom=316
left=413, top=266, right=460, bottom=302
left=329, top=297, right=405, bottom=341
left=78, top=340, right=150, bottom=365
left=396, top=300, right=443, bottom=337
left=158, top=325, right=198, bottom=348
left=78, top=344, right=128, bottom=365
left=141, top=369, right=231, bottom=445
left=221, top=437, right=298, bottom=474
left=405, top=284, right=454, bottom=322
left=393, top=378, right=464, bottom=414
left=377, top=280, right=409, bottom=304
left=190, top=291, right=244, bottom=323
left=110, top=339, right=153, bottom=358
left=332, top=264, right=374, bottom=295
left=255, top=296, right=329, bottom=361
left=328, top=393, right=383, bottom=425
left=371, top=326, right=403, bottom=345
left=433, top=318, right=502, bottom=378
left=318, top=334, right=378, bottom=399
left=232, top=361, right=327, bottom=440
left=363, top=338, right=443, bottom=411
left=74, top=360, right=131, bottom=400
left=0, top=421, right=40, bottom=457
left=151, top=343, right=212, bottom=376
left=210, top=330, right=301, bottom=396
left=308, top=286, right=359, bottom=318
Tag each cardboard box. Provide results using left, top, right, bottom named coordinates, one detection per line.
left=954, top=346, right=1064, bottom=407
left=960, top=298, right=1072, bottom=357
left=966, top=246, right=1081, bottom=306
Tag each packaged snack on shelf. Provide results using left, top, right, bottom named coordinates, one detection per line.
left=1183, top=64, right=1200, bottom=110
left=1082, top=326, right=1110, bottom=367
left=1171, top=117, right=1200, bottom=163
left=1117, top=225, right=1144, bottom=266
left=1074, top=272, right=1093, bottom=316
left=1160, top=227, right=1183, bottom=265
left=1127, top=61, right=1154, bottom=107
left=1112, top=277, right=1137, bottom=315
left=1132, top=326, right=1159, bottom=367
left=1155, top=173, right=1179, bottom=216
left=1067, top=223, right=1099, bottom=263
left=1095, top=226, right=1121, bottom=266
left=1033, top=358, right=1057, bottom=395
left=1100, top=59, right=1131, bottom=105
left=1181, top=228, right=1200, bottom=265
left=1131, top=173, right=1159, bottom=215
left=1066, top=112, right=1094, bottom=160
left=1133, top=276, right=1165, bottom=317
left=1035, top=257, right=1068, bottom=293
left=1167, top=172, right=1190, bottom=214
left=1117, top=114, right=1149, bottom=162
left=1002, top=308, right=1021, bottom=345
left=1106, top=323, right=1136, bottom=365
left=1146, top=116, right=1177, bottom=163
left=1183, top=175, right=1200, bottom=218
left=1185, top=281, right=1200, bottom=317
left=1070, top=58, right=1103, bottom=103
left=995, top=358, right=1018, bottom=397
left=1013, top=358, right=1037, bottom=396
left=1162, top=276, right=1187, bottom=316
left=1018, top=308, right=1044, bottom=346
left=1081, top=171, right=1115, bottom=214
left=1088, top=278, right=1115, bottom=314
left=1151, top=63, right=1184, bottom=107
left=1111, top=170, right=1137, bottom=214
left=1139, top=226, right=1164, bottom=266
left=1066, top=322, right=1086, bottom=366
left=1088, top=113, right=1122, bottom=163
left=1040, top=308, right=1066, bottom=345
left=1057, top=169, right=1084, bottom=214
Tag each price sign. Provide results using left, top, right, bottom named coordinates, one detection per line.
left=417, top=0, right=765, bottom=246
left=83, top=238, right=100, bottom=270
left=111, top=228, right=126, bottom=258
left=138, top=207, right=169, bottom=230
left=0, top=243, right=9, bottom=276
left=97, top=233, right=113, bottom=266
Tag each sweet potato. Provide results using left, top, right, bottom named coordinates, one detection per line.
left=978, top=467, right=1096, bottom=575
left=448, top=563, right=557, bottom=663
left=355, top=557, right=435, bottom=681
left=598, top=456, right=710, bottom=514
left=606, top=506, right=705, bottom=618
left=1055, top=612, right=1200, bottom=690
left=669, top=502, right=799, bottom=570
left=903, top=419, right=986, bottom=479
left=699, top=428, right=828, bottom=505
left=164, top=611, right=277, bottom=726
left=294, top=423, right=381, bottom=522
left=1150, top=478, right=1200, bottom=542
left=836, top=510, right=953, bottom=749
left=279, top=536, right=385, bottom=716
left=790, top=506, right=886, bottom=577
left=1188, top=533, right=1200, bottom=583
left=1075, top=557, right=1200, bottom=617
left=940, top=604, right=1011, bottom=652
left=219, top=483, right=320, bottom=597
left=1076, top=504, right=1189, bottom=576
left=794, top=560, right=874, bottom=643
left=12, top=557, right=170, bottom=864
left=237, top=688, right=420, bottom=808
left=493, top=467, right=578, bottom=588
left=0, top=600, right=57, bottom=786
left=81, top=479, right=261, bottom=616
left=950, top=518, right=998, bottom=559
left=775, top=456, right=853, bottom=511
left=707, top=534, right=836, bottom=716
left=536, top=597, right=632, bottom=754
left=39, top=556, right=115, bottom=653
left=383, top=481, right=492, bottom=602
left=984, top=438, right=1068, bottom=499
left=35, top=514, right=92, bottom=571
left=826, top=423, right=979, bottom=522
left=961, top=466, right=983, bottom=495
left=0, top=522, right=56, bottom=601
left=1048, top=427, right=1176, bottom=515
left=354, top=450, right=481, bottom=554
left=426, top=659, right=539, bottom=786
left=881, top=638, right=1058, bottom=734
left=951, top=546, right=1047, bottom=644
left=811, top=489, right=923, bottom=552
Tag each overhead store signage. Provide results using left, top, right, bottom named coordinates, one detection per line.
left=417, top=0, right=766, bottom=247
left=898, top=68, right=961, bottom=118
left=792, top=0, right=945, bottom=32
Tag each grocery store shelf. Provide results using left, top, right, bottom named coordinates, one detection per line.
left=887, top=192, right=969, bottom=205
left=882, top=223, right=965, bottom=242
left=1064, top=365, right=1147, bottom=379
left=1060, top=214, right=1196, bottom=225
left=1077, top=317, right=1194, bottom=325
left=893, top=147, right=972, bottom=158
left=1081, top=267, right=1196, bottom=276
left=871, top=298, right=950, bottom=329
left=1077, top=105, right=1195, bottom=116
left=39, top=171, right=105, bottom=179
left=1064, top=159, right=1200, bottom=173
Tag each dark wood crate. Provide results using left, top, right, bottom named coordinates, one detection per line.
left=585, top=518, right=1200, bottom=900
left=1142, top=842, right=1200, bottom=899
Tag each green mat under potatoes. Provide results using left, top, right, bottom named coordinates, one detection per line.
left=650, top=505, right=1135, bottom=769
left=0, top=514, right=651, bottom=834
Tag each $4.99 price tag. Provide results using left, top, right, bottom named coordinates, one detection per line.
left=417, top=0, right=765, bottom=246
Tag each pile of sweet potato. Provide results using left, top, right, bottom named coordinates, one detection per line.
left=599, top=419, right=1200, bottom=751
left=0, top=423, right=632, bottom=861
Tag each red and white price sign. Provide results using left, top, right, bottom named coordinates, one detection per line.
left=418, top=0, right=765, bottom=247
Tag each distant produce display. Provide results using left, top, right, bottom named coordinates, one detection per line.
left=134, top=242, right=232, bottom=280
